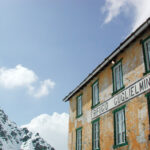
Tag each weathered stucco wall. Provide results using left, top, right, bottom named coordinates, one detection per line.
left=68, top=29, right=150, bottom=150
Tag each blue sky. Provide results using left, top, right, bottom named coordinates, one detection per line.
left=0, top=0, right=150, bottom=149
left=0, top=0, right=132, bottom=125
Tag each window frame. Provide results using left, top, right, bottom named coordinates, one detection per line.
left=92, top=80, right=99, bottom=108
left=145, top=93, right=150, bottom=125
left=76, top=94, right=83, bottom=118
left=142, top=36, right=150, bottom=75
left=112, top=59, right=124, bottom=96
left=92, top=118, right=100, bottom=150
left=76, top=127, right=82, bottom=150
left=113, top=105, right=128, bottom=149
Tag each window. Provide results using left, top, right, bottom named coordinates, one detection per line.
left=92, top=80, right=99, bottom=107
left=76, top=95, right=82, bottom=118
left=92, top=118, right=100, bottom=150
left=142, top=37, right=150, bottom=73
left=112, top=60, right=124, bottom=95
left=76, top=127, right=82, bottom=150
left=113, top=106, right=127, bottom=148
left=146, top=93, right=150, bottom=125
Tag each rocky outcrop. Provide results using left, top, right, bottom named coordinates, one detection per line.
left=0, top=109, right=54, bottom=150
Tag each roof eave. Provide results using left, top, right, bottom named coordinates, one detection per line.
left=63, top=17, right=150, bottom=102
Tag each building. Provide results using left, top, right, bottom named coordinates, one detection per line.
left=63, top=18, right=150, bottom=150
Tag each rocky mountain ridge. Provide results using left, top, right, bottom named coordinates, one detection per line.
left=0, top=109, right=54, bottom=150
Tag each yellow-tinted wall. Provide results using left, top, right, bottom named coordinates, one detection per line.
left=68, top=29, right=150, bottom=150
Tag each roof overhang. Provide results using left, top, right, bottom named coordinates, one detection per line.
left=63, top=17, right=150, bottom=102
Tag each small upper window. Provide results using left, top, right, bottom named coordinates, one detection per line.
left=76, top=95, right=82, bottom=117
left=112, top=60, right=124, bottom=94
left=92, top=80, right=99, bottom=107
left=143, top=37, right=150, bottom=73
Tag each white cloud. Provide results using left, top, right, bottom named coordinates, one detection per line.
left=0, top=65, right=55, bottom=98
left=102, top=0, right=127, bottom=24
left=0, top=65, right=37, bottom=88
left=102, top=0, right=150, bottom=31
left=22, top=112, right=69, bottom=150
left=28, top=79, right=55, bottom=98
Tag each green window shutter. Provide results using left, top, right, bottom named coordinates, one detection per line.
left=142, top=36, right=150, bottom=74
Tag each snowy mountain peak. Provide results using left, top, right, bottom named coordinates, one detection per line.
left=0, top=109, right=55, bottom=150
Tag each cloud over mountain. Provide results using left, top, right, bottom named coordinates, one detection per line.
left=22, top=112, right=69, bottom=150
left=0, top=108, right=54, bottom=150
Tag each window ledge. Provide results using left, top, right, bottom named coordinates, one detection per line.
left=113, top=141, right=128, bottom=149
left=112, top=85, right=125, bottom=96
left=76, top=113, right=83, bottom=119
left=143, top=71, right=150, bottom=76
left=91, top=102, right=100, bottom=109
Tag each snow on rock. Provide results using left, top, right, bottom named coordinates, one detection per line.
left=0, top=109, right=55, bottom=150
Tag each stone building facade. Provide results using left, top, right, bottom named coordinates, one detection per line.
left=63, top=18, right=150, bottom=150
